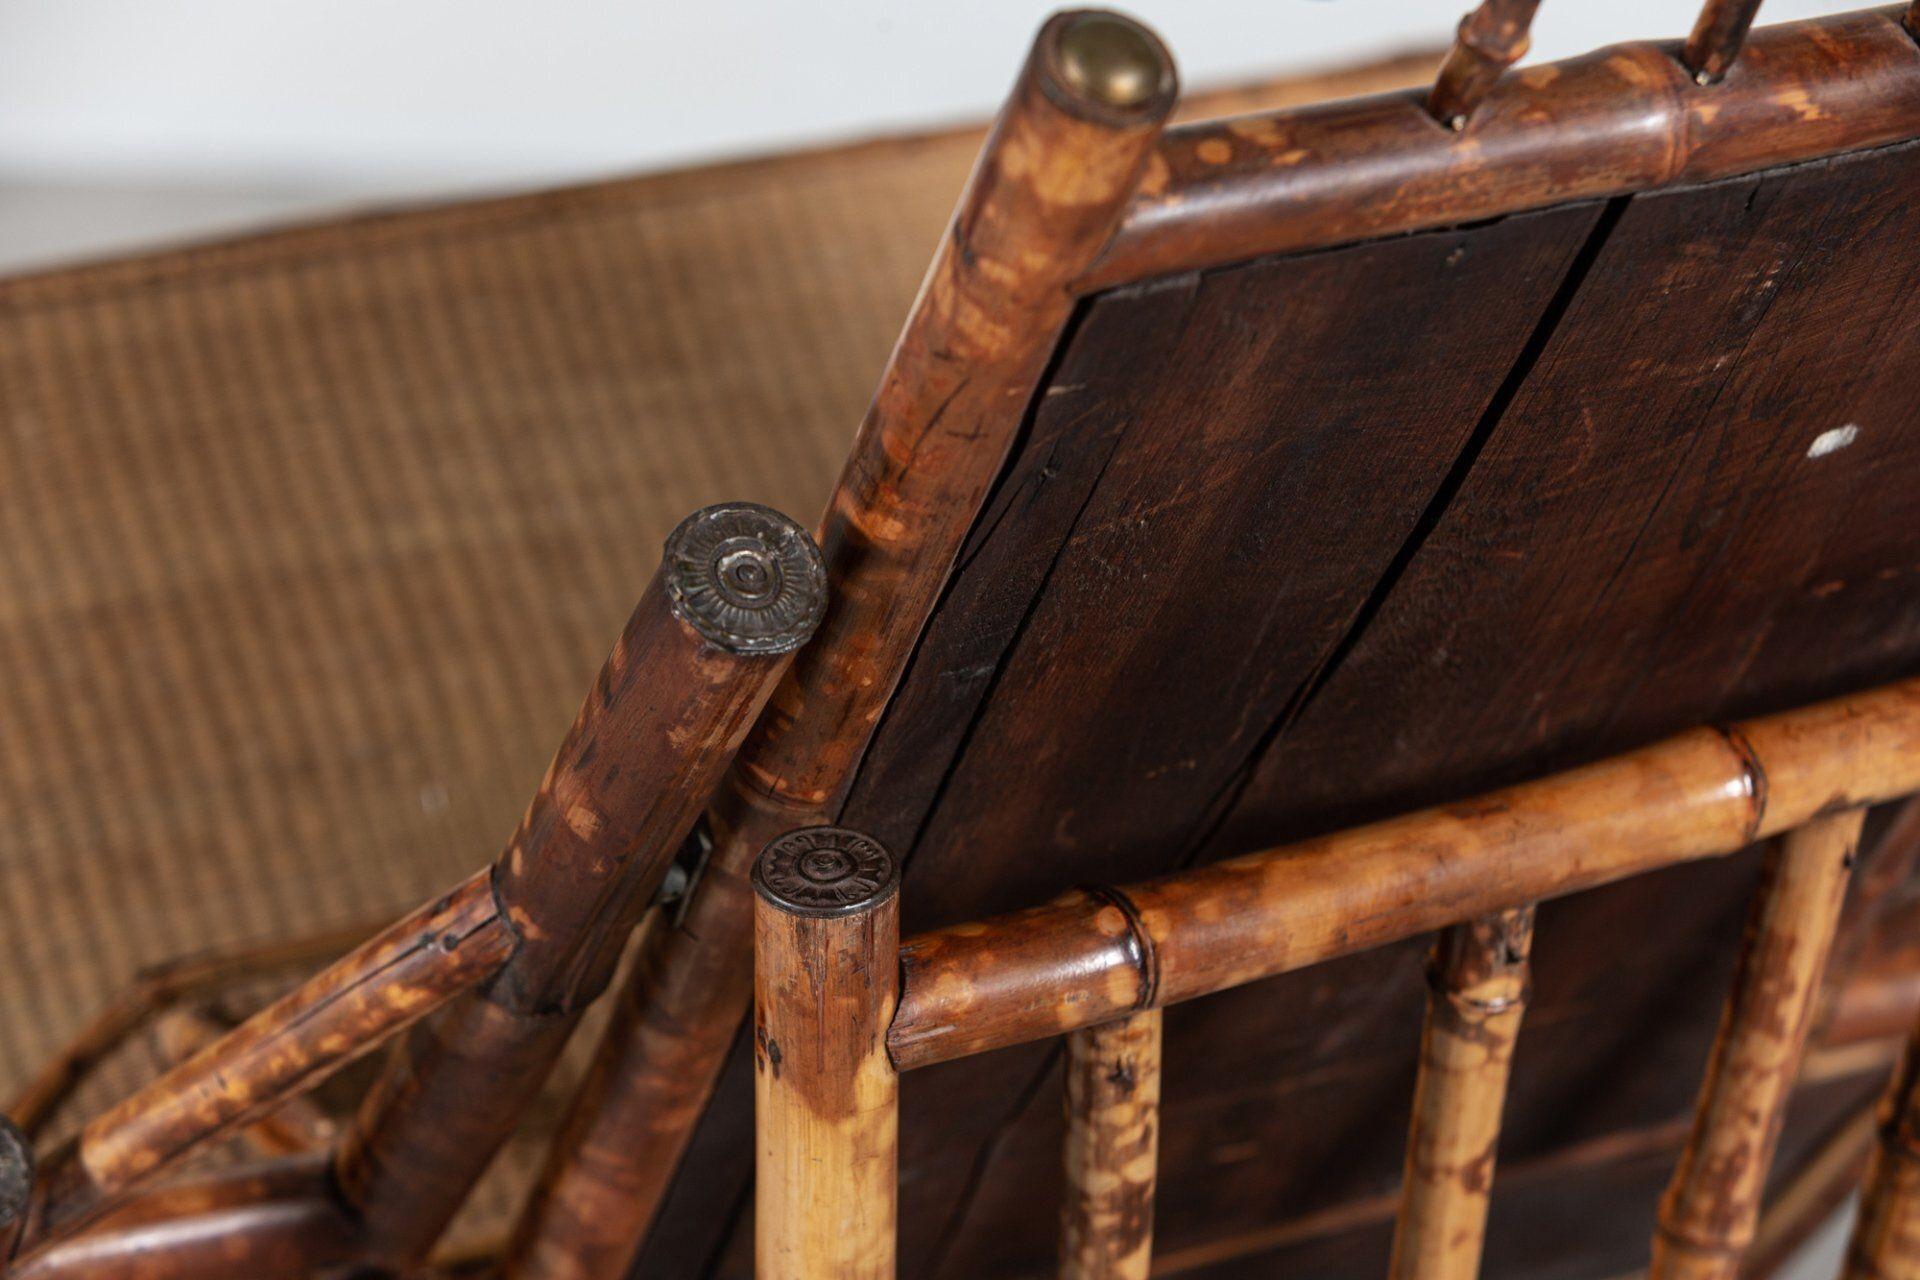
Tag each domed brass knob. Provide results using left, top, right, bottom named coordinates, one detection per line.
left=1053, top=12, right=1171, bottom=111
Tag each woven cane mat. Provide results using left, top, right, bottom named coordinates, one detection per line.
left=0, top=54, right=1433, bottom=1250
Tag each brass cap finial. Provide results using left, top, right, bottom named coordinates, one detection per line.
left=1052, top=12, right=1173, bottom=112
left=664, top=502, right=827, bottom=656
left=753, top=827, right=899, bottom=918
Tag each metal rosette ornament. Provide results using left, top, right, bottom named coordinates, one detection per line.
left=752, top=826, right=900, bottom=918
left=663, top=503, right=827, bottom=656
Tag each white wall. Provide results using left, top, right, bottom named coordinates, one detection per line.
left=0, top=0, right=1869, bottom=192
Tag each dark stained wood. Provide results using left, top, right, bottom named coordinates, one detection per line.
left=1084, top=8, right=1920, bottom=290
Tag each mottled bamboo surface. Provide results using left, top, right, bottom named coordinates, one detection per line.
left=0, top=52, right=1436, bottom=1251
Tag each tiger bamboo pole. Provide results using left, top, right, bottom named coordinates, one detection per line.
left=1845, top=1019, right=1920, bottom=1279
left=1426, top=0, right=1541, bottom=129
left=11, top=869, right=510, bottom=1254
left=1389, top=906, right=1535, bottom=1280
left=753, top=828, right=901, bottom=1280
left=1650, top=807, right=1865, bottom=1280
left=1059, top=1010, right=1162, bottom=1280
left=889, top=676, right=1920, bottom=1070
left=332, top=503, right=824, bottom=1269
left=5, top=919, right=377, bottom=1141
left=503, top=14, right=1179, bottom=1277
left=149, top=1007, right=338, bottom=1156
left=1078, top=7, right=1920, bottom=292
left=1684, top=0, right=1768, bottom=83
left=8, top=1156, right=357, bottom=1280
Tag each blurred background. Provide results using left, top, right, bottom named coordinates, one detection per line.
left=0, top=0, right=1873, bottom=273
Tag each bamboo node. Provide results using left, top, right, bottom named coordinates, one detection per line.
left=753, top=827, right=899, bottom=917
left=664, top=503, right=827, bottom=656
left=0, top=1116, right=32, bottom=1228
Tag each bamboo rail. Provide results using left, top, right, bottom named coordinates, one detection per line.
left=1650, top=807, right=1864, bottom=1278
left=1847, top=1019, right=1920, bottom=1278
left=889, top=675, right=1920, bottom=1069
left=502, top=13, right=1180, bottom=1277
left=330, top=503, right=823, bottom=1269
left=149, top=1008, right=338, bottom=1157
left=1077, top=6, right=1920, bottom=291
left=1427, top=0, right=1541, bottom=128
left=1059, top=1011, right=1162, bottom=1280
left=1685, top=0, right=1769, bottom=83
left=752, top=829, right=901, bottom=1280
left=1388, top=907, right=1535, bottom=1280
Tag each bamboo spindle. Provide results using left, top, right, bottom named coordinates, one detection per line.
left=1427, top=0, right=1542, bottom=129
left=1059, top=1011, right=1162, bottom=1280
left=13, top=869, right=510, bottom=1253
left=889, top=676, right=1920, bottom=1070
left=1389, top=906, right=1535, bottom=1280
left=1684, top=0, right=1767, bottom=83
left=332, top=503, right=825, bottom=1269
left=1650, top=807, right=1865, bottom=1279
left=753, top=829, right=901, bottom=1280
left=503, top=14, right=1178, bottom=1278
left=1844, top=1020, right=1920, bottom=1279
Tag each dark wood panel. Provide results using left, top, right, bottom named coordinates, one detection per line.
left=668, top=141, right=1920, bottom=1278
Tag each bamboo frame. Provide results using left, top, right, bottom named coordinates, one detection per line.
left=891, top=677, right=1920, bottom=1069
left=1650, top=807, right=1864, bottom=1278
left=1427, top=0, right=1542, bottom=128
left=1846, top=1018, right=1920, bottom=1278
left=1685, top=0, right=1769, bottom=83
left=502, top=13, right=1180, bottom=1277
left=752, top=829, right=901, bottom=1280
left=1059, top=1011, right=1162, bottom=1280
left=1389, top=907, right=1535, bottom=1280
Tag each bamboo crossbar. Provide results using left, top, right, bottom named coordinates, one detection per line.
left=888, top=675, right=1920, bottom=1070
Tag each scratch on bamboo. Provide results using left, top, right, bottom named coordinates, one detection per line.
left=1651, top=807, right=1865, bottom=1279
left=1390, top=906, right=1535, bottom=1280
left=1844, top=1017, right=1920, bottom=1279
left=753, top=829, right=901, bottom=1280
left=1060, top=1010, right=1162, bottom=1280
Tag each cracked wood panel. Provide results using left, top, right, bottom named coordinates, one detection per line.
left=653, top=140, right=1920, bottom=1278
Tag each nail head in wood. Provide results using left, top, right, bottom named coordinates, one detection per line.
left=664, top=502, right=826, bottom=656
left=752, top=827, right=899, bottom=918
left=0, top=1115, right=33, bottom=1229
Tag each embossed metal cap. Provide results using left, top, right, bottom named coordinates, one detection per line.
left=0, top=1116, right=32, bottom=1230
left=663, top=503, right=827, bottom=656
left=753, top=826, right=899, bottom=918
left=1043, top=11, right=1177, bottom=122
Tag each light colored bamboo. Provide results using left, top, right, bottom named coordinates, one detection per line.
left=1684, top=0, right=1768, bottom=83
left=1389, top=906, right=1535, bottom=1280
left=1650, top=807, right=1865, bottom=1279
left=891, top=676, right=1920, bottom=1070
left=753, top=828, right=901, bottom=1280
left=150, top=1008, right=338, bottom=1156
left=1060, top=1010, right=1162, bottom=1280
left=1844, top=1018, right=1920, bottom=1279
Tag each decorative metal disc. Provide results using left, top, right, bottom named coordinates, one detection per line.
left=753, top=827, right=898, bottom=918
left=664, top=503, right=826, bottom=655
left=0, top=1116, right=32, bottom=1229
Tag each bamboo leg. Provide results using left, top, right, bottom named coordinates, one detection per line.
left=6, top=919, right=377, bottom=1140
left=502, top=14, right=1178, bottom=1277
left=753, top=828, right=900, bottom=1280
left=1389, top=906, right=1535, bottom=1280
left=1683, top=0, right=1767, bottom=83
left=332, top=503, right=823, bottom=1269
left=1843, top=1018, right=1920, bottom=1279
left=1427, top=0, right=1542, bottom=129
left=1650, top=807, right=1865, bottom=1279
left=13, top=868, right=510, bottom=1253
left=1059, top=1011, right=1162, bottom=1280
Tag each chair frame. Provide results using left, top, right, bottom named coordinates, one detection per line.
left=3, top=2, right=1920, bottom=1277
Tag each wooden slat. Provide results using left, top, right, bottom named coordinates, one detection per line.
left=1389, top=907, right=1535, bottom=1280
left=1060, top=1011, right=1163, bottom=1280
left=1650, top=808, right=1866, bottom=1278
